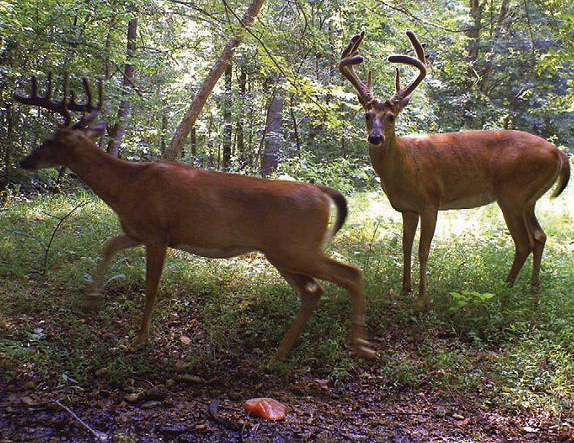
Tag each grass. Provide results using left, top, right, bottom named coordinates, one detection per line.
left=1, top=179, right=573, bottom=420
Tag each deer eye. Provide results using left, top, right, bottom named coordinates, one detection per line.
left=365, top=113, right=372, bottom=121
left=386, top=114, right=395, bottom=123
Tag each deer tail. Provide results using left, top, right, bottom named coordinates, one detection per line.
left=317, top=185, right=349, bottom=243
left=551, top=149, right=571, bottom=198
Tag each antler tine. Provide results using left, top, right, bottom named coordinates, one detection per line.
left=342, top=30, right=365, bottom=58
left=71, top=77, right=103, bottom=129
left=96, top=79, right=103, bottom=110
left=406, top=30, right=425, bottom=63
left=83, top=78, right=93, bottom=107
left=14, top=73, right=72, bottom=127
left=62, top=73, right=69, bottom=104
left=388, top=30, right=427, bottom=102
left=339, top=31, right=373, bottom=107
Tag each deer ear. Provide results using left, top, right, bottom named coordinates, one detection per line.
left=85, top=121, right=106, bottom=141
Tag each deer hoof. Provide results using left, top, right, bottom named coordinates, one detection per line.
left=129, top=335, right=149, bottom=351
left=353, top=339, right=376, bottom=359
left=273, top=347, right=289, bottom=362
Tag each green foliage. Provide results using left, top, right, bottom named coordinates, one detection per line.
left=274, top=151, right=376, bottom=194
left=4, top=0, right=572, bottom=185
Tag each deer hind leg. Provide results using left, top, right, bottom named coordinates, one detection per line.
left=131, top=243, right=167, bottom=349
left=525, top=204, right=546, bottom=289
left=267, top=252, right=374, bottom=360
left=401, top=211, right=419, bottom=294
left=85, top=234, right=142, bottom=310
left=499, top=202, right=533, bottom=285
left=271, top=268, right=324, bottom=361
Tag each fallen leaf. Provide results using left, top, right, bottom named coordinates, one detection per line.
left=176, top=374, right=204, bottom=384
left=125, top=393, right=141, bottom=403
left=140, top=401, right=162, bottom=409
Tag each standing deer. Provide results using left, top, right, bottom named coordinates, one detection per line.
left=15, top=74, right=374, bottom=360
left=340, top=30, right=570, bottom=308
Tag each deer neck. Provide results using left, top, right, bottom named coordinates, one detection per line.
left=65, top=141, right=142, bottom=209
left=368, top=132, right=405, bottom=181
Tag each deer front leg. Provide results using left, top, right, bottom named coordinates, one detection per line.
left=416, top=210, right=437, bottom=309
left=401, top=212, right=419, bottom=294
left=131, top=243, right=167, bottom=349
left=85, top=234, right=142, bottom=310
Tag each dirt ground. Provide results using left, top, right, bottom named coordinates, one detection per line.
left=1, top=287, right=572, bottom=442
left=2, top=364, right=572, bottom=443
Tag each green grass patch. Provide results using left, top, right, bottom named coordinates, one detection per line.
left=1, top=183, right=573, bottom=421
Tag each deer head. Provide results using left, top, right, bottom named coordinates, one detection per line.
left=339, top=30, right=426, bottom=147
left=14, top=73, right=106, bottom=170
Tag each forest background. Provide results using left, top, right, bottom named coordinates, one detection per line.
left=1, top=0, right=573, bottom=190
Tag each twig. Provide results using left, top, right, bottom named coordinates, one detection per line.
left=364, top=219, right=382, bottom=270
left=208, top=399, right=242, bottom=431
left=53, top=400, right=108, bottom=442
left=374, top=0, right=470, bottom=33
left=42, top=201, right=89, bottom=274
left=221, top=0, right=330, bottom=117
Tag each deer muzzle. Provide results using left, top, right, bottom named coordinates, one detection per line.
left=367, top=133, right=383, bottom=146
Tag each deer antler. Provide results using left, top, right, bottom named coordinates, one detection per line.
left=69, top=77, right=104, bottom=129
left=14, top=73, right=72, bottom=127
left=14, top=74, right=103, bottom=129
left=339, top=31, right=373, bottom=107
left=388, top=30, right=426, bottom=103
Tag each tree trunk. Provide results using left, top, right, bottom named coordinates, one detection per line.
left=160, top=110, right=168, bottom=156
left=164, top=0, right=265, bottom=161
left=236, top=66, right=247, bottom=167
left=261, top=88, right=283, bottom=176
left=104, top=32, right=113, bottom=80
left=222, top=63, right=232, bottom=170
left=289, top=93, right=301, bottom=157
left=462, top=0, right=485, bottom=129
left=0, top=103, right=14, bottom=191
left=479, top=0, right=510, bottom=94
left=190, top=126, right=197, bottom=158
left=107, top=17, right=137, bottom=157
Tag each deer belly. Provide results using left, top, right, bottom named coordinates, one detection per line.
left=439, top=192, right=496, bottom=210
left=173, top=244, right=255, bottom=258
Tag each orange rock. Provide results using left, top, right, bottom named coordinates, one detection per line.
left=244, top=397, right=288, bottom=420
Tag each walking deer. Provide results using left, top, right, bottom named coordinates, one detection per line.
left=340, top=30, right=570, bottom=307
left=15, top=74, right=374, bottom=360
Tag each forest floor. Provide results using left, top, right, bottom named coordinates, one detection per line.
left=2, top=190, right=574, bottom=442
left=2, top=376, right=558, bottom=443
left=2, top=324, right=571, bottom=443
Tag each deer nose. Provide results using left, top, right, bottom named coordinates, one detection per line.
left=368, top=134, right=383, bottom=146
